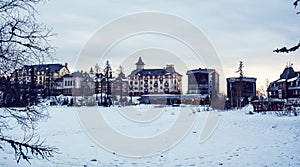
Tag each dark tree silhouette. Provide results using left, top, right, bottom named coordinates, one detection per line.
left=236, top=61, right=244, bottom=78
left=0, top=0, right=57, bottom=163
left=273, top=0, right=300, bottom=53
left=294, top=0, right=300, bottom=14
left=103, top=60, right=113, bottom=107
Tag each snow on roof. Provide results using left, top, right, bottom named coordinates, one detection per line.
left=227, top=77, right=256, bottom=83
left=23, top=64, right=67, bottom=73
left=287, top=77, right=298, bottom=82
left=186, top=68, right=216, bottom=75
left=130, top=68, right=181, bottom=76
left=277, top=78, right=286, bottom=82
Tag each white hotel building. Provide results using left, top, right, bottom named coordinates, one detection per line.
left=128, top=57, right=182, bottom=96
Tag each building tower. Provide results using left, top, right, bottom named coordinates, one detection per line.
left=135, top=57, right=145, bottom=70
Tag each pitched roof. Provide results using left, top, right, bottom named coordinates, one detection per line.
left=116, top=71, right=126, bottom=79
left=280, top=67, right=296, bottom=79
left=135, top=57, right=145, bottom=65
left=23, top=64, right=66, bottom=73
left=130, top=68, right=182, bottom=76
left=131, top=69, right=165, bottom=76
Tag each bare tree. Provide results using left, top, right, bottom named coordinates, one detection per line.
left=94, top=63, right=100, bottom=74
left=0, top=0, right=57, bottom=163
left=273, top=0, right=300, bottom=53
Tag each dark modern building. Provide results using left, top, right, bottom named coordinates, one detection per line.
left=186, top=68, right=219, bottom=98
left=227, top=77, right=256, bottom=108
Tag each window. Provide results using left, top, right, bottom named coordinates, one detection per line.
left=150, top=87, right=153, bottom=90
left=150, top=81, right=153, bottom=84
left=134, top=81, right=138, bottom=85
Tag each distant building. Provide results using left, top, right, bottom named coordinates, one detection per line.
left=111, top=71, right=128, bottom=97
left=186, top=68, right=219, bottom=98
left=267, top=65, right=300, bottom=100
left=12, top=63, right=69, bottom=96
left=128, top=57, right=182, bottom=96
left=54, top=71, right=94, bottom=96
left=227, top=77, right=256, bottom=108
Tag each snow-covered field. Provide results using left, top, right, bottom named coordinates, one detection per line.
left=1, top=105, right=300, bottom=167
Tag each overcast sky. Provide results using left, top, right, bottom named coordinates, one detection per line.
left=36, top=0, right=300, bottom=93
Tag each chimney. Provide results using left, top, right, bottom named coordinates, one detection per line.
left=64, top=63, right=68, bottom=67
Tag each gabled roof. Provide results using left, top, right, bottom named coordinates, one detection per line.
left=280, top=67, right=296, bottom=79
left=116, top=71, right=126, bottom=79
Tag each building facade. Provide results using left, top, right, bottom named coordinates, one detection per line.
left=11, top=63, right=69, bottom=96
left=128, top=57, right=182, bottom=96
left=53, top=71, right=94, bottom=96
left=227, top=77, right=257, bottom=108
left=267, top=66, right=300, bottom=100
left=186, top=68, right=219, bottom=98
left=111, top=71, right=128, bottom=97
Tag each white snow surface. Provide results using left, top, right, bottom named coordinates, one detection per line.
left=1, top=105, right=300, bottom=167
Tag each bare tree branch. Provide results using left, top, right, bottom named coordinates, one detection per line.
left=0, top=0, right=58, bottom=163
left=273, top=41, right=300, bottom=53
left=273, top=1, right=299, bottom=53
left=0, top=136, right=59, bottom=163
